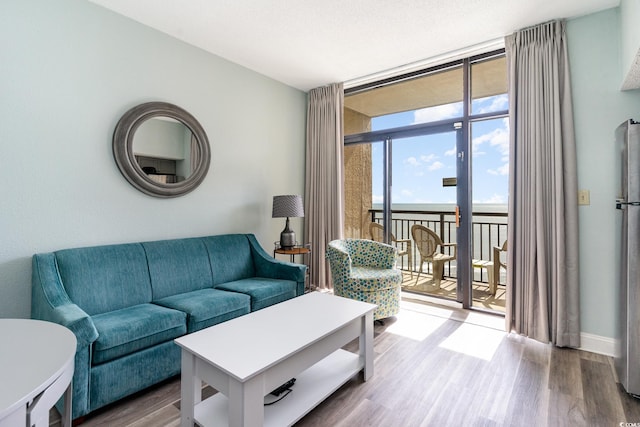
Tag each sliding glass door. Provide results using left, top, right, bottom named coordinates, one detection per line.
left=470, top=117, right=509, bottom=312
left=345, top=122, right=465, bottom=304
left=344, top=50, right=509, bottom=312
left=389, top=130, right=460, bottom=299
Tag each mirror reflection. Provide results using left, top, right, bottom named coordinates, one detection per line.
left=133, top=117, right=198, bottom=184
left=112, top=101, right=210, bottom=198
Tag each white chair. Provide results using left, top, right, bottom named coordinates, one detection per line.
left=471, top=258, right=495, bottom=294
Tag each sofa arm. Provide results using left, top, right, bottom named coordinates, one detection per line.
left=51, top=304, right=99, bottom=347
left=31, top=253, right=99, bottom=347
left=32, top=253, right=99, bottom=420
left=246, top=235, right=307, bottom=295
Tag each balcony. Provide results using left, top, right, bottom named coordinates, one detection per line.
left=366, top=207, right=507, bottom=313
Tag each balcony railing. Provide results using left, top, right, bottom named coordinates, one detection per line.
left=368, top=208, right=508, bottom=283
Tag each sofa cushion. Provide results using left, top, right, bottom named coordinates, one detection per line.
left=153, top=288, right=250, bottom=332
left=142, top=238, right=213, bottom=300
left=91, top=303, right=186, bottom=365
left=55, top=243, right=152, bottom=315
left=202, top=235, right=256, bottom=285
left=216, top=277, right=297, bottom=311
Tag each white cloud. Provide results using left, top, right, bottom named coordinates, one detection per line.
left=472, top=123, right=509, bottom=157
left=429, top=161, right=445, bottom=171
left=489, top=131, right=509, bottom=155
left=404, top=153, right=441, bottom=174
left=372, top=194, right=383, bottom=203
left=401, top=189, right=413, bottom=197
left=413, top=102, right=463, bottom=124
left=445, top=145, right=456, bottom=156
left=475, top=95, right=509, bottom=114
left=405, top=156, right=420, bottom=166
left=488, top=163, right=509, bottom=176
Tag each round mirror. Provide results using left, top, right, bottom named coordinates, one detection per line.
left=113, top=102, right=211, bottom=198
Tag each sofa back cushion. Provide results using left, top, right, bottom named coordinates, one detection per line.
left=202, top=235, right=256, bottom=285
left=143, top=238, right=214, bottom=300
left=55, top=243, right=152, bottom=315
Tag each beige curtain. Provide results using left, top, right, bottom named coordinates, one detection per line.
left=304, top=83, right=345, bottom=290
left=505, top=20, right=581, bottom=347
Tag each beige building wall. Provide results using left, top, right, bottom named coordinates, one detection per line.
left=344, top=107, right=372, bottom=239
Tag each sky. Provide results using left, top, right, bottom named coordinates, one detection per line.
left=370, top=95, right=509, bottom=206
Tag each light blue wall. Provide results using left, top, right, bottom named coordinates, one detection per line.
left=567, top=8, right=640, bottom=339
left=0, top=0, right=307, bottom=318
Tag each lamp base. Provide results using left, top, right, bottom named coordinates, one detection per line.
left=280, top=217, right=296, bottom=249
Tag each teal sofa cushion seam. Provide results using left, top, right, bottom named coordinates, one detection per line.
left=153, top=288, right=250, bottom=333
left=91, top=303, right=186, bottom=364
left=216, top=277, right=297, bottom=311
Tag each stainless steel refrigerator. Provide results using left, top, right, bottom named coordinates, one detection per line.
left=615, top=119, right=640, bottom=397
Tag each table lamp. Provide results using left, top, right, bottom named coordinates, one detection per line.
left=272, top=195, right=304, bottom=249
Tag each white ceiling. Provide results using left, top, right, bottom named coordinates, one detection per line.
left=88, top=0, right=619, bottom=92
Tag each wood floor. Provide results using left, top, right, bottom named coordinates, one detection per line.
left=400, top=271, right=506, bottom=313
left=51, top=298, right=640, bottom=427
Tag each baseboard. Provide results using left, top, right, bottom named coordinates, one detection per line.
left=579, top=332, right=616, bottom=357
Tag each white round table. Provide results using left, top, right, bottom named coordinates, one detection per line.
left=0, top=319, right=76, bottom=427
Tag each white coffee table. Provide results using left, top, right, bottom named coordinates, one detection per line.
left=175, top=292, right=376, bottom=427
left=0, top=319, right=76, bottom=427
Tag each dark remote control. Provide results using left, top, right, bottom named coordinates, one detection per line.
left=269, top=378, right=296, bottom=396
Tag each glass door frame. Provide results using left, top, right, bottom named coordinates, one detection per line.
left=345, top=121, right=468, bottom=304
left=344, top=49, right=509, bottom=310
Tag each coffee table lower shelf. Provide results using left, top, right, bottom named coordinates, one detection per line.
left=193, top=349, right=361, bottom=427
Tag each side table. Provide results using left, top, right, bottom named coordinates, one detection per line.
left=273, top=243, right=312, bottom=292
left=0, top=319, right=76, bottom=427
left=273, top=245, right=310, bottom=262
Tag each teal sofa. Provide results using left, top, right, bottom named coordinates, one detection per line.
left=30, top=234, right=306, bottom=420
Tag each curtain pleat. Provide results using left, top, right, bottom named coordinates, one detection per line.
left=304, top=83, right=345, bottom=289
left=505, top=20, right=580, bottom=347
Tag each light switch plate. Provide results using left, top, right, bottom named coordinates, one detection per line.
left=578, top=189, right=590, bottom=205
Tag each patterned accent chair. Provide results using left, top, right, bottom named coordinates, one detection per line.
left=326, top=239, right=403, bottom=320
